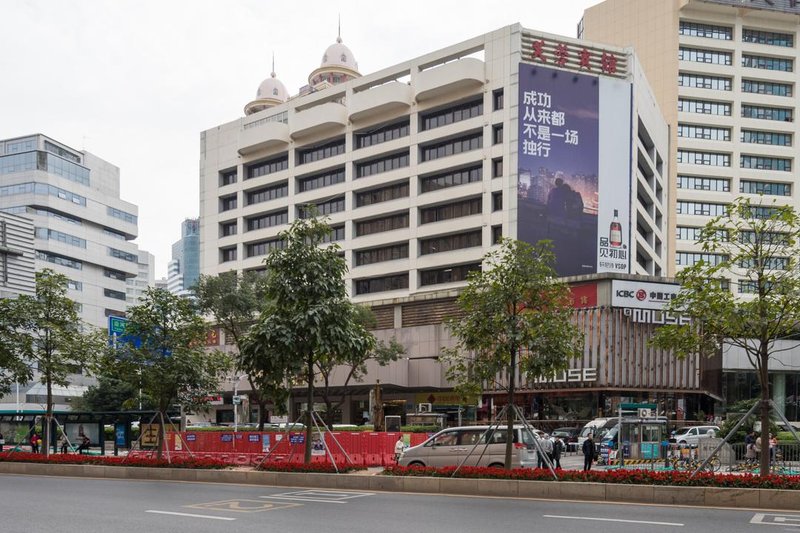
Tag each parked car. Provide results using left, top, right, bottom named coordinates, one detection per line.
left=672, top=425, right=719, bottom=446
left=398, top=425, right=538, bottom=468
left=551, top=427, right=580, bottom=450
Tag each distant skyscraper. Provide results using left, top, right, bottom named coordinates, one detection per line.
left=0, top=134, right=140, bottom=329
left=167, top=217, right=200, bottom=296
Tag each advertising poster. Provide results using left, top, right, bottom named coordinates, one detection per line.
left=262, top=434, right=270, bottom=453
left=518, top=63, right=631, bottom=275
left=311, top=432, right=326, bottom=456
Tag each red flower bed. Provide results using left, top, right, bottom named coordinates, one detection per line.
left=0, top=451, right=228, bottom=469
left=256, top=461, right=366, bottom=474
left=383, top=465, right=800, bottom=490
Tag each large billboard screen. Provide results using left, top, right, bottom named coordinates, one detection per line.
left=517, top=63, right=631, bottom=276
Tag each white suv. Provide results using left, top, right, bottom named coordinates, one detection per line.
left=673, top=425, right=719, bottom=446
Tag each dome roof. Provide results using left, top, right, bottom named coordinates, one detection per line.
left=320, top=36, right=359, bottom=73
left=256, top=71, right=289, bottom=103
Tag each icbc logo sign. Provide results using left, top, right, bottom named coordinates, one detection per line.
left=636, top=289, right=647, bottom=301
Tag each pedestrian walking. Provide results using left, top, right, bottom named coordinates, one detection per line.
left=394, top=435, right=406, bottom=463
left=30, top=432, right=40, bottom=454
left=59, top=433, right=69, bottom=454
left=76, top=434, right=90, bottom=454
left=582, top=434, right=595, bottom=471
left=538, top=434, right=553, bottom=468
left=552, top=436, right=564, bottom=470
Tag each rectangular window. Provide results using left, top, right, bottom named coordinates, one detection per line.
left=420, top=263, right=481, bottom=286
left=355, top=151, right=410, bottom=178
left=354, top=120, right=410, bottom=149
left=44, top=140, right=80, bottom=163
left=420, top=197, right=482, bottom=224
left=677, top=73, right=731, bottom=91
left=355, top=273, right=409, bottom=295
left=677, top=124, right=730, bottom=141
left=245, top=182, right=288, bottom=205
left=0, top=152, right=37, bottom=175
left=220, top=247, right=237, bottom=263
left=220, top=221, right=237, bottom=236
left=247, top=155, right=288, bottom=179
left=220, top=194, right=238, bottom=212
left=742, top=79, right=793, bottom=97
left=109, top=247, right=137, bottom=263
left=492, top=224, right=502, bottom=244
left=679, top=21, right=731, bottom=40
left=677, top=175, right=730, bottom=192
left=678, top=98, right=731, bottom=116
left=355, top=212, right=409, bottom=237
left=492, top=124, right=504, bottom=145
left=321, top=224, right=345, bottom=243
left=492, top=157, right=503, bottom=178
left=220, top=169, right=237, bottom=186
left=677, top=150, right=730, bottom=167
left=41, top=152, right=90, bottom=186
left=297, top=138, right=346, bottom=165
left=66, top=280, right=83, bottom=291
left=420, top=165, right=482, bottom=193
left=35, top=251, right=82, bottom=270
left=355, top=242, right=409, bottom=266
left=297, top=167, right=345, bottom=192
left=35, top=227, right=86, bottom=248
left=741, top=104, right=793, bottom=122
left=676, top=252, right=727, bottom=266
left=742, top=28, right=793, bottom=47
left=104, top=268, right=127, bottom=281
left=492, top=191, right=502, bottom=211
left=493, top=89, right=504, bottom=111
left=246, top=238, right=285, bottom=258
left=419, top=230, right=482, bottom=255
left=678, top=47, right=731, bottom=65
left=740, top=180, right=791, bottom=196
left=420, top=98, right=483, bottom=131
left=245, top=209, right=288, bottom=231
left=356, top=181, right=409, bottom=207
left=104, top=288, right=126, bottom=301
left=107, top=206, right=136, bottom=224
left=676, top=226, right=703, bottom=241
left=4, top=137, right=36, bottom=154
left=103, top=228, right=126, bottom=240
left=420, top=132, right=483, bottom=163
left=676, top=201, right=727, bottom=216
left=740, top=130, right=792, bottom=146
left=298, top=196, right=345, bottom=218
left=742, top=54, right=793, bottom=72
left=740, top=155, right=792, bottom=172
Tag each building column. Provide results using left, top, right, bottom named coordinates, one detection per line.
left=773, top=373, right=786, bottom=417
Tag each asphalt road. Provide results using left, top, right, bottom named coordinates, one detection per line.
left=2, top=473, right=798, bottom=533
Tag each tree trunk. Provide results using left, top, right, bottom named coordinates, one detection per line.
left=504, top=346, right=516, bottom=470
left=759, top=344, right=771, bottom=477
left=304, top=352, right=314, bottom=464
left=44, top=377, right=52, bottom=458
left=257, top=398, right=267, bottom=431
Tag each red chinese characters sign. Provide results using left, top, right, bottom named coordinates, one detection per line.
left=569, top=283, right=598, bottom=309
left=525, top=36, right=624, bottom=76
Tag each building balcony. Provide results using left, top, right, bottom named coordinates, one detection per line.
left=290, top=102, right=348, bottom=140
left=237, top=121, right=290, bottom=156
left=349, top=82, right=414, bottom=123
left=415, top=58, right=485, bottom=102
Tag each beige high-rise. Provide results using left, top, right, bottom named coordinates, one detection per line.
left=581, top=0, right=799, bottom=281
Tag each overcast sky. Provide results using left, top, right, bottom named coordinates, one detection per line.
left=1, top=0, right=600, bottom=278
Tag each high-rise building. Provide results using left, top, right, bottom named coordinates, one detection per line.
left=580, top=0, right=799, bottom=278
left=167, top=217, right=200, bottom=296
left=126, top=249, right=155, bottom=304
left=195, top=25, right=695, bottom=425
left=0, top=211, right=35, bottom=299
left=580, top=0, right=800, bottom=418
left=0, top=134, right=140, bottom=329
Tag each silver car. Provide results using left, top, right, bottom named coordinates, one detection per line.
left=397, top=425, right=539, bottom=468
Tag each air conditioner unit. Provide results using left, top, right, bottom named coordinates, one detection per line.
left=418, top=403, right=433, bottom=413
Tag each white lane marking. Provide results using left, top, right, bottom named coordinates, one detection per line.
left=543, top=515, right=684, bottom=527
left=258, top=495, right=346, bottom=504
left=751, top=513, right=800, bottom=527
left=145, top=510, right=236, bottom=521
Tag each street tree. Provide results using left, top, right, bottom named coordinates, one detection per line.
left=194, top=271, right=285, bottom=429
left=651, top=196, right=800, bottom=476
left=101, top=287, right=231, bottom=457
left=241, top=215, right=375, bottom=463
left=443, top=239, right=584, bottom=469
left=0, top=269, right=104, bottom=456
left=315, top=305, right=405, bottom=427
left=76, top=376, right=152, bottom=412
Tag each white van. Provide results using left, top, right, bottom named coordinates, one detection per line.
left=397, top=425, right=539, bottom=468
left=577, top=418, right=613, bottom=448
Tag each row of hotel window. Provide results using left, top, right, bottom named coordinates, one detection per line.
left=677, top=125, right=792, bottom=146
left=33, top=227, right=134, bottom=251
left=222, top=125, right=499, bottom=187
left=0, top=181, right=138, bottom=224
left=678, top=74, right=793, bottom=96
left=676, top=201, right=786, bottom=218
left=676, top=151, right=792, bottom=171
left=679, top=22, right=794, bottom=47
left=219, top=156, right=503, bottom=213
left=220, top=193, right=503, bottom=239
left=679, top=47, right=794, bottom=71
left=678, top=100, right=794, bottom=122
left=678, top=176, right=791, bottom=196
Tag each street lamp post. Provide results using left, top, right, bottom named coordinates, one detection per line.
left=232, top=374, right=247, bottom=433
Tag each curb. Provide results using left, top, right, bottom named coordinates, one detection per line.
left=1, top=462, right=798, bottom=511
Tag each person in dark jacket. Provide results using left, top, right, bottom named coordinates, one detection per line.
left=582, top=435, right=595, bottom=471
left=552, top=436, right=564, bottom=470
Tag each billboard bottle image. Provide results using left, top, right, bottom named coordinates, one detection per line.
left=610, top=209, right=622, bottom=247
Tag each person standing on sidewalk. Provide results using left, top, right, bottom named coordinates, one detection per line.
left=582, top=434, right=595, bottom=471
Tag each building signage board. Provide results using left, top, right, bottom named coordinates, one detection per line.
left=611, top=280, right=680, bottom=310
left=517, top=63, right=632, bottom=276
